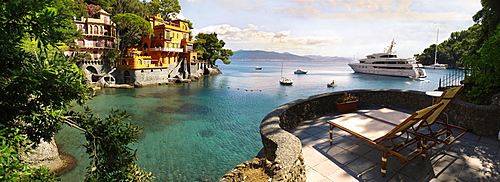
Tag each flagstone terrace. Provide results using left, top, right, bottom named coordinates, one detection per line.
left=221, top=89, right=500, bottom=181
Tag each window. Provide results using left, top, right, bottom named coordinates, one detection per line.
left=380, top=55, right=397, bottom=58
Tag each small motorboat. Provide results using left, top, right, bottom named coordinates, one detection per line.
left=294, top=69, right=308, bottom=74
left=327, top=80, right=336, bottom=87
left=255, top=66, right=262, bottom=70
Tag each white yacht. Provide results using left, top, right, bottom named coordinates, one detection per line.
left=348, top=41, right=426, bottom=78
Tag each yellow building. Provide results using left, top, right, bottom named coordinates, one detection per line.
left=116, top=14, right=197, bottom=70
left=113, top=14, right=213, bottom=86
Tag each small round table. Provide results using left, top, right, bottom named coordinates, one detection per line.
left=425, top=90, right=447, bottom=122
left=425, top=91, right=444, bottom=98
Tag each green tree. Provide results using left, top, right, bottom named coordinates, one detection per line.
left=79, top=0, right=148, bottom=17
left=72, top=109, right=153, bottom=181
left=415, top=0, right=500, bottom=104
left=194, top=33, right=233, bottom=65
left=146, top=0, right=181, bottom=20
left=461, top=0, right=500, bottom=103
left=111, top=0, right=148, bottom=17
left=0, top=0, right=153, bottom=181
left=112, top=13, right=153, bottom=56
left=414, top=29, right=472, bottom=68
left=463, top=26, right=500, bottom=103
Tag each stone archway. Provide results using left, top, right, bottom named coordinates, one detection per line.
left=86, top=66, right=99, bottom=82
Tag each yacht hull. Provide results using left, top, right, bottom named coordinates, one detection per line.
left=348, top=63, right=426, bottom=78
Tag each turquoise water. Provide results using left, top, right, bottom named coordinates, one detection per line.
left=56, top=60, right=456, bottom=181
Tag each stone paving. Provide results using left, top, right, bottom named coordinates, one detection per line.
left=290, top=113, right=500, bottom=182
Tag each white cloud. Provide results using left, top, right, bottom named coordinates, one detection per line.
left=275, top=0, right=478, bottom=21
left=187, top=0, right=480, bottom=21
left=181, top=0, right=482, bottom=56
left=192, top=24, right=340, bottom=54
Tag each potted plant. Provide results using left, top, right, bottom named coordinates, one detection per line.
left=335, top=92, right=359, bottom=113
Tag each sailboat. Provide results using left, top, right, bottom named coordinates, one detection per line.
left=279, top=63, right=293, bottom=85
left=425, top=29, right=446, bottom=70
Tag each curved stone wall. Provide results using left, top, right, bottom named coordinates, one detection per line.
left=222, top=89, right=500, bottom=181
left=252, top=89, right=500, bottom=181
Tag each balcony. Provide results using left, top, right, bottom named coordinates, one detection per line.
left=149, top=48, right=183, bottom=52
left=116, top=57, right=168, bottom=70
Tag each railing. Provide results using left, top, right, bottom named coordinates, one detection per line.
left=148, top=48, right=183, bottom=52
left=438, top=69, right=471, bottom=90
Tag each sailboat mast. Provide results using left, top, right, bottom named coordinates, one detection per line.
left=281, top=62, right=283, bottom=77
left=434, top=28, right=439, bottom=64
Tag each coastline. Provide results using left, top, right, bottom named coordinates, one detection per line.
left=54, top=153, right=78, bottom=176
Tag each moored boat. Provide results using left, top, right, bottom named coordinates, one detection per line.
left=327, top=80, right=336, bottom=87
left=347, top=40, right=426, bottom=78
left=424, top=29, right=446, bottom=70
left=294, top=69, right=308, bottom=74
left=279, top=63, right=293, bottom=85
left=280, top=77, right=293, bottom=85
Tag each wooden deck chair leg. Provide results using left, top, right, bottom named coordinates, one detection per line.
left=381, top=152, right=389, bottom=176
left=421, top=139, right=428, bottom=158
left=329, top=125, right=335, bottom=145
left=443, top=113, right=452, bottom=143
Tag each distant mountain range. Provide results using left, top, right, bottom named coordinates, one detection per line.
left=230, top=50, right=351, bottom=62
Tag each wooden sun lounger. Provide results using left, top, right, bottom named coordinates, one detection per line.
left=416, top=86, right=467, bottom=145
left=327, top=103, right=444, bottom=176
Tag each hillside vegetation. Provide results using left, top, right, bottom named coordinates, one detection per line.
left=415, top=0, right=500, bottom=104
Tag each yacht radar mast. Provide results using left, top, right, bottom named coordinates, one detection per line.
left=384, top=39, right=397, bottom=54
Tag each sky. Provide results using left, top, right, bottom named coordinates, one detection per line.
left=178, top=0, right=483, bottom=59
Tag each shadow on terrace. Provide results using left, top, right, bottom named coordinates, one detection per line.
left=258, top=89, right=500, bottom=181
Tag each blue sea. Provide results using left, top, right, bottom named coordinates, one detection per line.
left=56, top=60, right=456, bottom=181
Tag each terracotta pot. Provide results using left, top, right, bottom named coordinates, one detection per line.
left=335, top=100, right=359, bottom=113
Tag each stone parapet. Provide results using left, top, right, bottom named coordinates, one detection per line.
left=222, top=89, right=500, bottom=181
